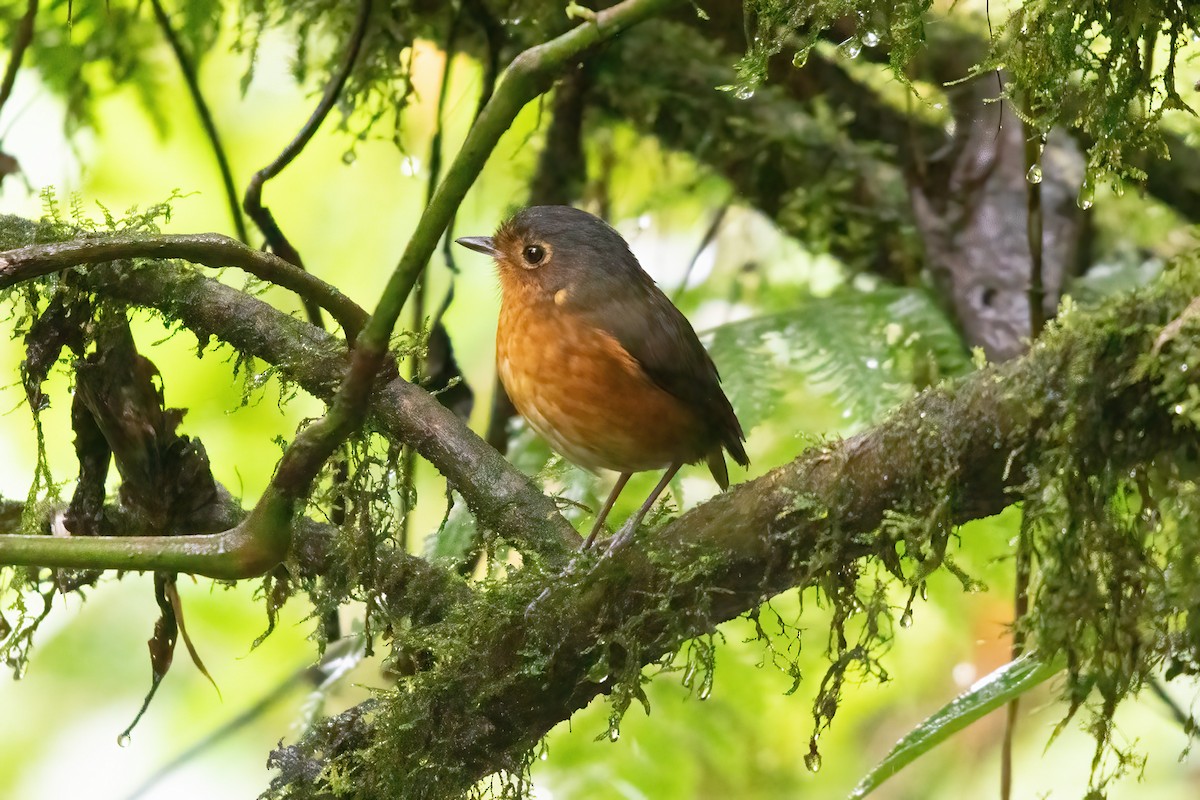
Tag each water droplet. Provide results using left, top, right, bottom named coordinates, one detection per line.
left=539, top=749, right=549, bottom=761
left=920, top=583, right=929, bottom=601
left=841, top=409, right=852, bottom=419
left=1025, top=163, right=1043, bottom=184
left=1181, top=363, right=1188, bottom=372
left=401, top=155, right=421, bottom=177
left=609, top=727, right=620, bottom=742
left=804, top=749, right=822, bottom=772
left=734, top=86, right=755, bottom=100
left=682, top=662, right=697, bottom=689
left=117, top=733, right=131, bottom=748
left=637, top=213, right=652, bottom=230
left=1174, top=404, right=1185, bottom=415
left=792, top=49, right=809, bottom=68
left=862, top=31, right=880, bottom=47
left=899, top=609, right=913, bottom=628
left=1111, top=178, right=1125, bottom=197
left=698, top=672, right=713, bottom=700
left=341, top=150, right=357, bottom=165
left=865, top=357, right=879, bottom=370
left=1077, top=176, right=1095, bottom=210
left=839, top=37, right=863, bottom=59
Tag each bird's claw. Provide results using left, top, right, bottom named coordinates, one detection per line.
left=525, top=556, right=582, bottom=618
left=604, top=519, right=638, bottom=555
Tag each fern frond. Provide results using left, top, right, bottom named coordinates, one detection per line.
left=706, top=287, right=970, bottom=430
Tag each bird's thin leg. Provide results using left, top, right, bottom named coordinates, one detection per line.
left=582, top=472, right=632, bottom=550
left=606, top=462, right=682, bottom=553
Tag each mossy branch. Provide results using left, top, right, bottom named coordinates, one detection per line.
left=82, top=257, right=582, bottom=561
left=0, top=233, right=367, bottom=337
left=267, top=264, right=1200, bottom=797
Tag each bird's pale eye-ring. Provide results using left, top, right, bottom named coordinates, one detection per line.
left=521, top=243, right=547, bottom=268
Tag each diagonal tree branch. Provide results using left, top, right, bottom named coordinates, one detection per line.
left=266, top=265, right=1200, bottom=798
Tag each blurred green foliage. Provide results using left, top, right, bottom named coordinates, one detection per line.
left=0, top=2, right=1197, bottom=800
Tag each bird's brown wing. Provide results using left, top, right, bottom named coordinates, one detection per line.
left=577, top=279, right=748, bottom=469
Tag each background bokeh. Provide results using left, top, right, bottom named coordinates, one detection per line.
left=0, top=4, right=1197, bottom=799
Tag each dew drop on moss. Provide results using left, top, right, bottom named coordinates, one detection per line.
left=1026, top=163, right=1044, bottom=184
left=804, top=750, right=822, bottom=772
left=1078, top=176, right=1095, bottom=210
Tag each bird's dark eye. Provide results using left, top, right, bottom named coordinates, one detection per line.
left=522, top=244, right=546, bottom=266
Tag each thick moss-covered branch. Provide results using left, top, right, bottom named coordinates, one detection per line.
left=267, top=264, right=1200, bottom=798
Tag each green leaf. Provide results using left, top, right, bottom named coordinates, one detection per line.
left=847, top=653, right=1064, bottom=800
left=705, top=287, right=970, bottom=430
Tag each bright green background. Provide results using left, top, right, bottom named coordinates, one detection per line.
left=0, top=10, right=1197, bottom=800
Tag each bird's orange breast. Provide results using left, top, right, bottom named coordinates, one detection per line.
left=497, top=295, right=709, bottom=474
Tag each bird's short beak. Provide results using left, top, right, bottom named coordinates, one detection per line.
left=455, top=236, right=499, bottom=258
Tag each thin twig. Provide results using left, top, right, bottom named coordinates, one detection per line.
left=148, top=0, right=249, bottom=243
left=0, top=233, right=368, bottom=338
left=0, top=0, right=38, bottom=124
left=1001, top=510, right=1033, bottom=800
left=243, top=0, right=374, bottom=328
left=1024, top=126, right=1045, bottom=339
left=672, top=203, right=728, bottom=302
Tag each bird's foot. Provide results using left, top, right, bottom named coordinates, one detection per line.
left=604, top=519, right=639, bottom=555
left=524, top=556, right=583, bottom=618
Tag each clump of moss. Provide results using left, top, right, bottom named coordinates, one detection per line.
left=1015, top=260, right=1200, bottom=791
left=993, top=2, right=1199, bottom=188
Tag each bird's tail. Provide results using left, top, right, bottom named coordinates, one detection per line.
left=706, top=449, right=730, bottom=490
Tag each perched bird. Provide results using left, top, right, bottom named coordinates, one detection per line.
left=457, top=206, right=748, bottom=549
